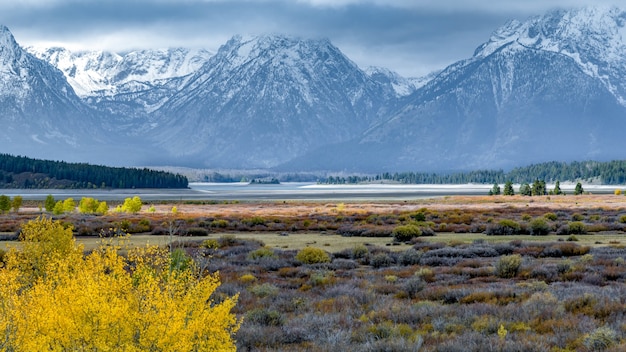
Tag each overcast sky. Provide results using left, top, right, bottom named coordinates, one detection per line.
left=0, top=0, right=623, bottom=77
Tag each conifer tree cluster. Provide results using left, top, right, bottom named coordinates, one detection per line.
left=0, top=154, right=187, bottom=189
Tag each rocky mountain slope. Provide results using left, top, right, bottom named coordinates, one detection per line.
left=282, top=6, right=626, bottom=172
left=148, top=35, right=396, bottom=167
left=0, top=25, right=107, bottom=161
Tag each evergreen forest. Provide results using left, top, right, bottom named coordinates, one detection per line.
left=0, top=154, right=188, bottom=189
left=321, top=160, right=626, bottom=185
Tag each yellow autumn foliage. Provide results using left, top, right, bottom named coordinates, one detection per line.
left=0, top=216, right=239, bottom=351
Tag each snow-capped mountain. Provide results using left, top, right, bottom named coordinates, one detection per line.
left=149, top=34, right=395, bottom=168
left=27, top=47, right=213, bottom=116
left=3, top=6, right=626, bottom=172
left=474, top=6, right=626, bottom=106
left=0, top=25, right=107, bottom=161
left=282, top=6, right=626, bottom=172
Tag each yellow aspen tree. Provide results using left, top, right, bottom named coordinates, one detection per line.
left=0, top=217, right=240, bottom=351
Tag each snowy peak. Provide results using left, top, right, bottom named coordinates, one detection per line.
left=0, top=24, right=28, bottom=71
left=474, top=6, right=626, bottom=104
left=27, top=46, right=213, bottom=97
left=213, top=34, right=354, bottom=74
left=365, top=66, right=418, bottom=96
left=476, top=6, right=626, bottom=58
left=154, top=34, right=393, bottom=168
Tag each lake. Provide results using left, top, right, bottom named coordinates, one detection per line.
left=0, top=182, right=618, bottom=201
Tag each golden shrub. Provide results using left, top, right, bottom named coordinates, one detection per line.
left=0, top=217, right=240, bottom=351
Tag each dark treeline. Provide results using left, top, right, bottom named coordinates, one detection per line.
left=0, top=154, right=188, bottom=189
left=320, top=160, right=626, bottom=185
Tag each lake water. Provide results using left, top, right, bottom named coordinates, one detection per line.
left=0, top=182, right=618, bottom=201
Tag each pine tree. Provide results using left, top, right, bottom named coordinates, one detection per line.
left=490, top=183, right=501, bottom=196
left=503, top=181, right=515, bottom=196
left=519, top=183, right=532, bottom=196
left=0, top=195, right=10, bottom=213
left=574, top=182, right=584, bottom=195
left=44, top=195, right=55, bottom=212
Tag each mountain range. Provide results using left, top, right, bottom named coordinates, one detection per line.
left=1, top=6, right=625, bottom=172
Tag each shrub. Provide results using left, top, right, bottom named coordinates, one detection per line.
left=414, top=267, right=435, bottom=282
left=246, top=308, right=284, bottom=326
left=186, top=227, right=209, bottom=236
left=619, top=215, right=626, bottom=224
left=201, top=239, right=219, bottom=249
left=392, top=224, right=422, bottom=242
left=568, top=221, right=587, bottom=234
left=402, top=277, right=426, bottom=299
left=370, top=253, right=394, bottom=268
left=543, top=212, right=558, bottom=221
left=211, top=219, right=229, bottom=228
left=249, top=283, right=279, bottom=298
left=528, top=218, right=550, bottom=236
left=218, top=234, right=238, bottom=247
left=295, top=247, right=331, bottom=264
left=330, top=258, right=358, bottom=270
left=495, top=254, right=522, bottom=278
left=244, top=216, right=266, bottom=226
left=120, top=196, right=142, bottom=213
left=248, top=247, right=276, bottom=260
left=351, top=244, right=369, bottom=259
left=583, top=326, right=617, bottom=351
left=398, top=248, right=423, bottom=266
left=239, top=274, right=257, bottom=284
left=485, top=219, right=522, bottom=236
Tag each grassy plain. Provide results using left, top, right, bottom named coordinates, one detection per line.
left=2, top=194, right=626, bottom=351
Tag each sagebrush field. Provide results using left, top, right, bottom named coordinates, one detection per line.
left=2, top=194, right=626, bottom=351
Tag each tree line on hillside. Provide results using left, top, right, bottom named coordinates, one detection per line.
left=320, top=160, right=626, bottom=185
left=0, top=154, right=188, bottom=189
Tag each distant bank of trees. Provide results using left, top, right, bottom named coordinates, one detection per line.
left=0, top=154, right=188, bottom=189
left=320, top=160, right=626, bottom=186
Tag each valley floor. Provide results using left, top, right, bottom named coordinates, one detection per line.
left=1, top=194, right=626, bottom=350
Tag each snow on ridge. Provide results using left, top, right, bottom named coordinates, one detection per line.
left=27, top=46, right=214, bottom=98
left=473, top=6, right=626, bottom=105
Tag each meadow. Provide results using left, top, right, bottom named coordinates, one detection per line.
left=1, top=194, right=626, bottom=351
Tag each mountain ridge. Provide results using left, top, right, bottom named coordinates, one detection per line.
left=2, top=5, right=626, bottom=172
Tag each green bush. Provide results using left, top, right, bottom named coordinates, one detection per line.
left=249, top=283, right=279, bottom=298
left=495, top=254, right=522, bottom=278
left=568, top=221, right=587, bottom=234
left=186, top=227, right=209, bottom=236
left=211, top=219, right=229, bottom=228
left=486, top=219, right=522, bottom=236
left=370, top=253, right=394, bottom=268
left=244, top=216, right=266, bottom=226
left=528, top=218, right=550, bottom=236
left=583, top=326, right=617, bottom=351
left=246, top=308, right=284, bottom=326
left=247, top=247, right=276, bottom=260
left=295, top=247, right=331, bottom=264
left=392, top=224, right=422, bottom=242
left=351, top=244, right=369, bottom=259
left=543, top=212, right=558, bottom=221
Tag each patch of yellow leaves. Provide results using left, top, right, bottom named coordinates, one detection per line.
left=0, top=216, right=239, bottom=351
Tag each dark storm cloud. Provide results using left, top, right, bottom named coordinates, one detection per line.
left=0, top=0, right=622, bottom=76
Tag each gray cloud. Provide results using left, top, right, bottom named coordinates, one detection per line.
left=1, top=0, right=623, bottom=77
